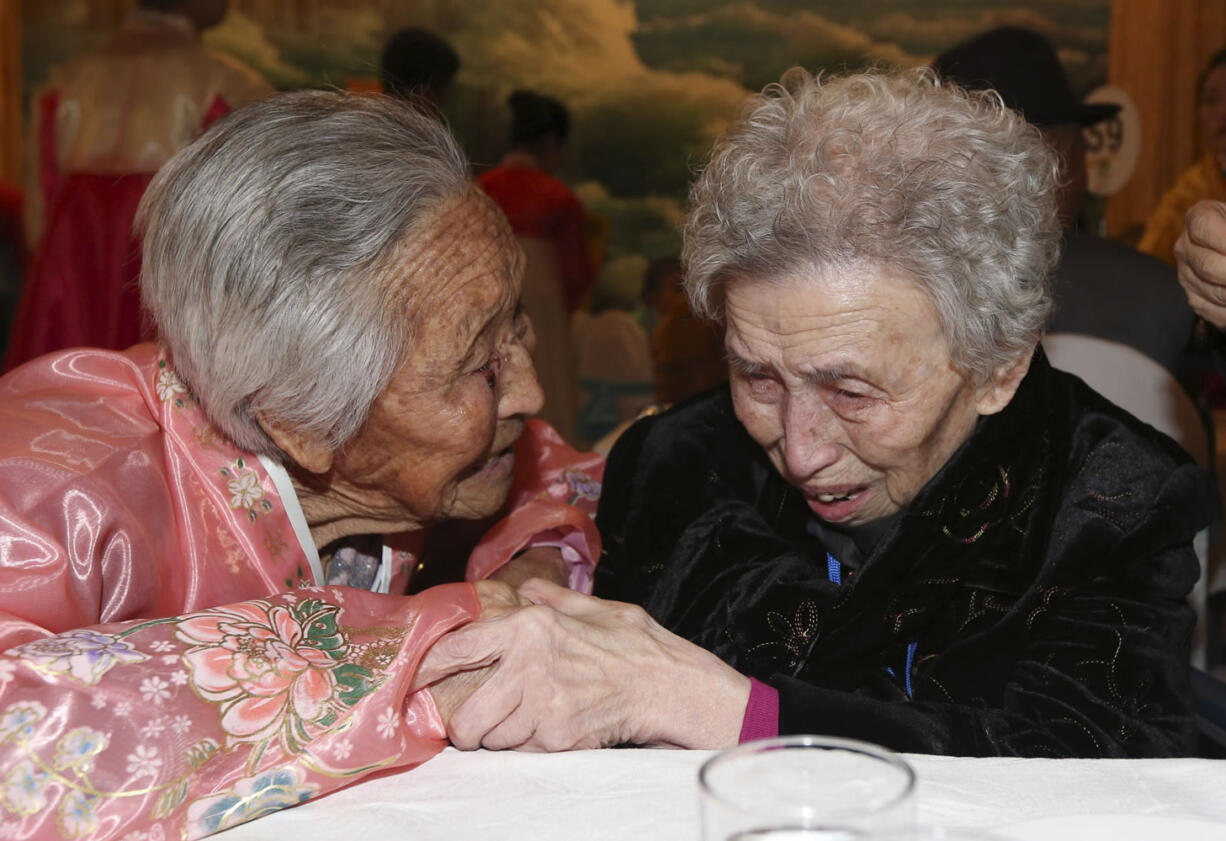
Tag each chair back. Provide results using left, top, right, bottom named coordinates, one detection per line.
left=1043, top=332, right=1216, bottom=668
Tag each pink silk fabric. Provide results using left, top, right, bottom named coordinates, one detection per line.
left=0, top=345, right=604, bottom=839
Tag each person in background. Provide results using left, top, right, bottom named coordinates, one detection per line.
left=1178, top=200, right=1226, bottom=331
left=0, top=91, right=603, bottom=840
left=643, top=255, right=727, bottom=405
left=571, top=255, right=655, bottom=447
left=1140, top=48, right=1226, bottom=266
left=380, top=26, right=461, bottom=115
left=933, top=26, right=1199, bottom=393
left=6, top=0, right=270, bottom=372
left=479, top=90, right=596, bottom=315
left=639, top=256, right=684, bottom=340
left=415, top=69, right=1213, bottom=759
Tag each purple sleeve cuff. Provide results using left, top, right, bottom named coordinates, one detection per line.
left=738, top=678, right=780, bottom=743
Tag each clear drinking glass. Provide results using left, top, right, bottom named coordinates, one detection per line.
left=855, top=829, right=1009, bottom=841
left=698, top=736, right=916, bottom=841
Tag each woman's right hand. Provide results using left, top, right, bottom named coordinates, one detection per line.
left=415, top=579, right=751, bottom=752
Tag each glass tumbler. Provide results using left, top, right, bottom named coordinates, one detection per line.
left=698, top=735, right=916, bottom=841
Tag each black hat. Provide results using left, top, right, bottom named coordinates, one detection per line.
left=932, top=27, right=1118, bottom=128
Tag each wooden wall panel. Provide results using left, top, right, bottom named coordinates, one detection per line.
left=1106, top=0, right=1226, bottom=239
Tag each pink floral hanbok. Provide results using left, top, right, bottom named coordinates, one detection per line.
left=0, top=345, right=604, bottom=840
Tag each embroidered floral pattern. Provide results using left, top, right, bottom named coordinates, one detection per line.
left=57, top=790, right=98, bottom=838
left=2, top=760, right=48, bottom=816
left=54, top=727, right=109, bottom=773
left=186, top=767, right=317, bottom=836
left=175, top=599, right=381, bottom=754
left=8, top=630, right=149, bottom=685
left=155, top=368, right=188, bottom=404
left=546, top=466, right=602, bottom=508
left=748, top=600, right=821, bottom=672
left=218, top=457, right=275, bottom=522
left=0, top=701, right=45, bottom=743
left=227, top=471, right=263, bottom=511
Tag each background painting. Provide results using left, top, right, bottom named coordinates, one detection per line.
left=21, top=0, right=1111, bottom=271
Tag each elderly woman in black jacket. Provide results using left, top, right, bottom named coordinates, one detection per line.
left=416, top=68, right=1215, bottom=758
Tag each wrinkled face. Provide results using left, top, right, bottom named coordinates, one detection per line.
left=725, top=264, right=1013, bottom=527
left=328, top=193, right=543, bottom=527
left=1202, top=65, right=1226, bottom=161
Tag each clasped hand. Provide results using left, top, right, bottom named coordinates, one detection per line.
left=1175, top=200, right=1226, bottom=329
left=417, top=578, right=750, bottom=752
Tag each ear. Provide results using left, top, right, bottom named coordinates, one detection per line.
left=256, top=412, right=335, bottom=475
left=974, top=351, right=1032, bottom=416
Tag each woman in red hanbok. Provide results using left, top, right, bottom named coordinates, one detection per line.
left=6, top=2, right=270, bottom=371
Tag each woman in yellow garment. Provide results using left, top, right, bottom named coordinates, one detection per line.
left=1139, top=48, right=1226, bottom=265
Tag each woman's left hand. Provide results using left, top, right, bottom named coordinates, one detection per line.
left=425, top=579, right=528, bottom=721
left=413, top=579, right=751, bottom=751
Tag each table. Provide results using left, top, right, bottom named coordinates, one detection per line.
left=218, top=748, right=1226, bottom=840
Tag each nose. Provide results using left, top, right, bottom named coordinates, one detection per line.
left=780, top=392, right=841, bottom=481
left=499, top=331, right=545, bottom=420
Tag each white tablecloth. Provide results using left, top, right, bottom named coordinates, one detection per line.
left=217, top=748, right=1226, bottom=840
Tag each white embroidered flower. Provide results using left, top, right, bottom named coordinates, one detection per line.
left=139, top=676, right=171, bottom=704
left=160, top=655, right=180, bottom=665
left=0, top=701, right=46, bottom=743
left=376, top=707, right=398, bottom=739
left=169, top=670, right=189, bottom=686
left=141, top=717, right=167, bottom=739
left=155, top=369, right=187, bottom=403
left=125, top=745, right=162, bottom=779
left=0, top=661, right=14, bottom=684
left=58, top=789, right=98, bottom=838
left=2, top=760, right=48, bottom=815
left=148, top=640, right=175, bottom=653
left=113, top=700, right=133, bottom=717
left=170, top=714, right=192, bottom=735
left=90, top=694, right=107, bottom=710
left=54, top=727, right=109, bottom=773
left=227, top=471, right=263, bottom=510
left=331, top=739, right=353, bottom=760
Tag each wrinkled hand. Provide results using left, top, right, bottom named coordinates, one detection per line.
left=1175, top=200, right=1226, bottom=329
left=489, top=546, right=569, bottom=589
left=426, top=580, right=528, bottom=722
left=413, top=579, right=750, bottom=752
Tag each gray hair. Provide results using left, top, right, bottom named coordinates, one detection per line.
left=137, top=89, right=471, bottom=457
left=683, top=68, right=1062, bottom=378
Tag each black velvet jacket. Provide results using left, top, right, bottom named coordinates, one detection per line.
left=594, top=350, right=1215, bottom=757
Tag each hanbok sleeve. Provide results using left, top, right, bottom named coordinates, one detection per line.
left=0, top=582, right=478, bottom=840
left=466, top=419, right=605, bottom=591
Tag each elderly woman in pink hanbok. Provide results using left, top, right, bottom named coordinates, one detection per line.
left=0, top=91, right=602, bottom=840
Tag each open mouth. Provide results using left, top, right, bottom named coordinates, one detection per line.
left=805, top=485, right=869, bottom=523
left=815, top=491, right=855, bottom=503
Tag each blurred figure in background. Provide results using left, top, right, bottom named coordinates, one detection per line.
left=479, top=90, right=595, bottom=314
left=934, top=27, right=1199, bottom=393
left=480, top=90, right=596, bottom=442
left=638, top=255, right=683, bottom=340
left=380, top=26, right=461, bottom=115
left=643, top=255, right=727, bottom=405
left=571, top=255, right=654, bottom=447
left=7, top=0, right=269, bottom=371
left=1140, top=48, right=1226, bottom=266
